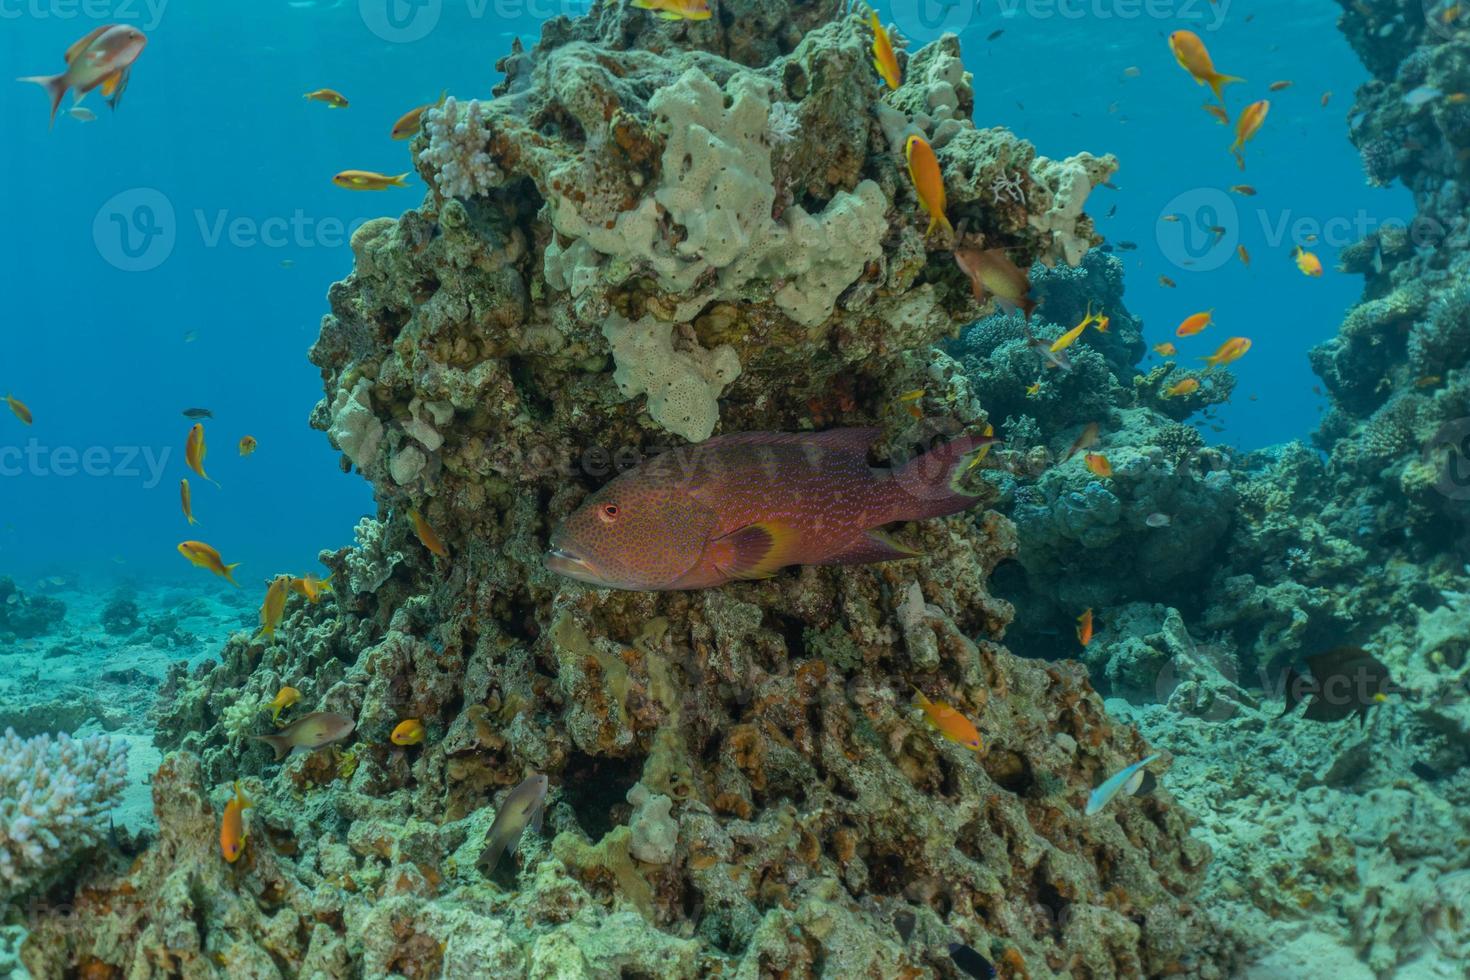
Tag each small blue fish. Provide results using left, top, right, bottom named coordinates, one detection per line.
left=1085, top=753, right=1161, bottom=816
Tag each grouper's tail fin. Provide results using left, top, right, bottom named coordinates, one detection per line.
left=887, top=432, right=1000, bottom=522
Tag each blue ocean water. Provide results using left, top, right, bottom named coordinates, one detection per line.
left=0, top=0, right=1405, bottom=583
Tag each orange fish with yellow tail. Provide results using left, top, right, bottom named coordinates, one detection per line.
left=912, top=687, right=982, bottom=750
left=870, top=13, right=901, bottom=90
left=1165, top=378, right=1201, bottom=398
left=1168, top=30, right=1242, bottom=102
left=391, top=91, right=447, bottom=140
left=178, top=541, right=240, bottom=585
left=1201, top=337, right=1252, bottom=368
left=1230, top=100, right=1270, bottom=169
left=905, top=134, right=952, bottom=239
left=181, top=479, right=198, bottom=526
left=410, top=509, right=450, bottom=558
left=185, top=423, right=219, bottom=487
left=220, top=781, right=252, bottom=863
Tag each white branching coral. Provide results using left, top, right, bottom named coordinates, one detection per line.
left=766, top=101, right=799, bottom=145
left=419, top=97, right=502, bottom=199
left=0, top=729, right=128, bottom=902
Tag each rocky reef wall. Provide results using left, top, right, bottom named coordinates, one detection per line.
left=10, top=6, right=1227, bottom=980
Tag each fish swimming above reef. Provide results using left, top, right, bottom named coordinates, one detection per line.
left=391, top=90, right=446, bottom=140
left=186, top=423, right=219, bottom=487
left=545, top=429, right=999, bottom=590
left=251, top=711, right=356, bottom=760
left=953, top=244, right=1036, bottom=320
left=267, top=686, right=301, bottom=724
left=1168, top=30, right=1242, bottom=102
left=1279, top=646, right=1394, bottom=724
left=628, top=0, right=712, bottom=21
left=180, top=479, right=198, bottom=526
left=257, top=574, right=291, bottom=638
left=303, top=87, right=349, bottom=108
left=1085, top=753, right=1161, bottom=816
left=868, top=13, right=901, bottom=90
left=332, top=169, right=410, bottom=191
left=182, top=408, right=212, bottom=419
left=6, top=394, right=33, bottom=425
left=19, top=24, right=147, bottom=128
left=478, top=773, right=550, bottom=875
left=178, top=540, right=240, bottom=584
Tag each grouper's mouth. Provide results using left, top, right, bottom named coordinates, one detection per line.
left=544, top=545, right=603, bottom=585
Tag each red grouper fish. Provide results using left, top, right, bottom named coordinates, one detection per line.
left=545, top=428, right=999, bottom=590
left=19, top=24, right=148, bottom=128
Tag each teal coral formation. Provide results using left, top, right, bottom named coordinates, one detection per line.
left=11, top=8, right=1226, bottom=980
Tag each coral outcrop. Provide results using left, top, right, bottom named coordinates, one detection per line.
left=0, top=729, right=128, bottom=905
left=14, top=8, right=1219, bottom=980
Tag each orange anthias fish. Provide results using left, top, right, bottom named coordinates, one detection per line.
left=905, top=135, right=953, bottom=239
left=303, top=88, right=349, bottom=108
left=181, top=478, right=198, bottom=526
left=6, top=394, right=33, bottom=425
left=220, top=781, right=252, bottom=864
left=391, top=719, right=426, bottom=746
left=1064, top=421, right=1100, bottom=461
left=267, top=686, right=301, bottom=724
left=1202, top=103, right=1230, bottom=125
left=1230, top=100, right=1270, bottom=168
left=1168, top=30, right=1243, bottom=102
left=186, top=423, right=219, bottom=487
left=953, top=245, right=1037, bottom=320
left=238, top=435, right=257, bottom=457
left=1176, top=310, right=1214, bottom=337
left=410, top=509, right=450, bottom=558
left=545, top=429, right=999, bottom=590
left=870, top=13, right=901, bottom=90
left=333, top=170, right=411, bottom=191
left=1237, top=244, right=1251, bottom=267
left=912, top=688, right=982, bottom=751
left=391, top=90, right=447, bottom=140
left=1083, top=453, right=1112, bottom=478
left=1229, top=184, right=1256, bottom=196
left=1202, top=337, right=1252, bottom=367
left=20, top=24, right=148, bottom=128
left=251, top=712, right=356, bottom=761
left=1165, top=378, right=1201, bottom=398
left=289, top=574, right=333, bottom=603
left=1076, top=608, right=1094, bottom=647
left=257, top=574, right=292, bottom=638
left=1294, top=246, right=1324, bottom=277
left=629, top=0, right=712, bottom=20
left=1153, top=342, right=1177, bottom=357
left=178, top=541, right=240, bottom=585
left=1158, top=275, right=1177, bottom=289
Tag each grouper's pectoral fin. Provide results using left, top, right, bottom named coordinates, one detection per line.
left=710, top=522, right=799, bottom=580
left=813, top=530, right=921, bottom=566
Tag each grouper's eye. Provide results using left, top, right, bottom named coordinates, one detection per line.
left=598, top=503, right=620, bottom=523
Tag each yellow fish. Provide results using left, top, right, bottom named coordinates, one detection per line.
left=1202, top=337, right=1252, bottom=367
left=333, top=170, right=411, bottom=191
left=870, top=13, right=901, bottom=90
left=410, top=508, right=450, bottom=558
left=257, top=574, right=292, bottom=638
left=219, top=781, right=251, bottom=863
left=1294, top=246, right=1323, bottom=277
left=912, top=688, right=982, bottom=751
left=289, top=574, right=334, bottom=603
left=5, top=394, right=32, bottom=425
left=1165, top=378, right=1201, bottom=398
left=1153, top=342, right=1177, bottom=357
left=391, top=719, right=426, bottom=746
left=1230, top=100, right=1270, bottom=169
left=628, top=0, right=712, bottom=20
left=238, top=435, right=257, bottom=457
left=1083, top=453, right=1112, bottom=478
left=178, top=541, right=240, bottom=585
left=185, top=423, right=219, bottom=487
left=1050, top=305, right=1100, bottom=353
left=1168, top=30, right=1243, bottom=102
left=303, top=88, right=348, bottom=108
left=181, top=478, right=198, bottom=526
left=391, top=90, right=446, bottom=140
left=267, top=686, right=301, bottom=724
left=1025, top=382, right=1041, bottom=397
left=905, top=134, right=952, bottom=238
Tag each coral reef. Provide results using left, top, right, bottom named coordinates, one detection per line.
left=13, top=9, right=1225, bottom=980
left=0, top=578, right=65, bottom=641
left=0, top=729, right=128, bottom=905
